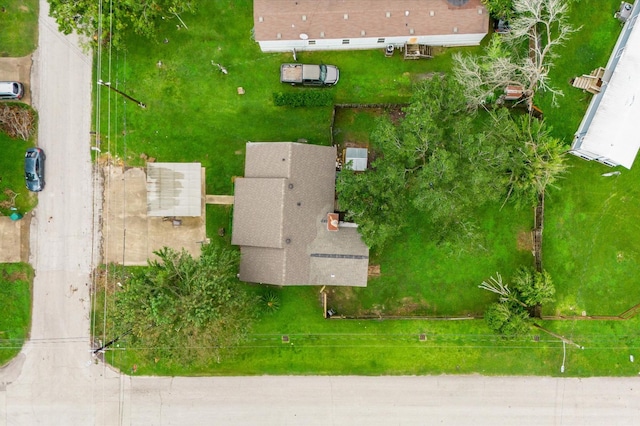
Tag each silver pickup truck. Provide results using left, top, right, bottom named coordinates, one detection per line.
left=280, top=64, right=339, bottom=86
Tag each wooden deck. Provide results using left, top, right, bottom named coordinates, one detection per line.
left=571, top=67, right=605, bottom=94
left=404, top=43, right=433, bottom=60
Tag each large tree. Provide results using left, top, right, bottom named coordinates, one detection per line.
left=109, top=244, right=258, bottom=363
left=48, top=0, right=195, bottom=48
left=337, top=76, right=509, bottom=251
left=454, top=0, right=577, bottom=108
left=481, top=0, right=515, bottom=19
left=487, top=109, right=568, bottom=208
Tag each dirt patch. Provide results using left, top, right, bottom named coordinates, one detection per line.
left=517, top=229, right=533, bottom=251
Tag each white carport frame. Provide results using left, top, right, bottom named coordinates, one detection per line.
left=570, top=2, right=640, bottom=169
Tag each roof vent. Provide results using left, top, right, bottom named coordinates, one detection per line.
left=430, top=11, right=435, bottom=17
left=285, top=238, right=291, bottom=244
left=320, top=31, right=325, bottom=38
left=343, top=13, right=348, bottom=20
left=360, top=30, right=366, bottom=36
left=302, top=15, right=307, bottom=21
left=277, top=33, right=282, bottom=39
left=453, top=27, right=458, bottom=33
left=409, top=28, right=415, bottom=35
left=288, top=183, right=294, bottom=189
left=386, top=12, right=391, bottom=18
left=258, top=16, right=264, bottom=22
left=405, top=10, right=410, bottom=16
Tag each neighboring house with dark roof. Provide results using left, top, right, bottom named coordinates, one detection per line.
left=253, top=0, right=489, bottom=52
left=232, top=142, right=369, bottom=287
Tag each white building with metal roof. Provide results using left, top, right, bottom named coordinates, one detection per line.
left=570, top=1, right=640, bottom=169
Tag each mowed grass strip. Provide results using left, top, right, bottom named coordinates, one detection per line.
left=0, top=0, right=38, bottom=57
left=0, top=263, right=32, bottom=366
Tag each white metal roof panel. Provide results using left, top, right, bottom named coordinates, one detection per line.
left=147, top=163, right=202, bottom=217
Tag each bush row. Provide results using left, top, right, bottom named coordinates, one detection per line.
left=273, top=91, right=333, bottom=107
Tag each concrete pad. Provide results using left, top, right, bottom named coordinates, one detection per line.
left=0, top=55, right=33, bottom=105
left=0, top=214, right=30, bottom=263
left=102, top=165, right=207, bottom=266
left=205, top=195, right=234, bottom=205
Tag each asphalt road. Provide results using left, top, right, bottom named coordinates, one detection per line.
left=1, top=1, right=640, bottom=425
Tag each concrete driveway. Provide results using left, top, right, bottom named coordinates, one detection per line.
left=102, top=164, right=207, bottom=266
left=0, top=215, right=30, bottom=262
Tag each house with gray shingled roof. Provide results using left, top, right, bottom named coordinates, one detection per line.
left=232, top=142, right=369, bottom=287
left=253, top=0, right=489, bottom=52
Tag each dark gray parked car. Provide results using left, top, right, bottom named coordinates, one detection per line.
left=25, top=147, right=45, bottom=192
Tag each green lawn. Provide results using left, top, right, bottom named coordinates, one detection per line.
left=544, top=157, right=640, bottom=316
left=0, top=0, right=38, bottom=57
left=536, top=0, right=623, bottom=138
left=538, top=0, right=640, bottom=317
left=92, top=0, right=640, bottom=376
left=104, top=293, right=640, bottom=376
left=0, top=263, right=32, bottom=366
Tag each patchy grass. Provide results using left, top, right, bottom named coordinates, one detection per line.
left=0, top=263, right=32, bottom=366
left=0, top=0, right=38, bottom=57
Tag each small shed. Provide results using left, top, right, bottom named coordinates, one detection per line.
left=147, top=162, right=203, bottom=217
left=344, top=147, right=368, bottom=171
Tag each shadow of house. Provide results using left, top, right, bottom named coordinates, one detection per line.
left=232, top=142, right=369, bottom=287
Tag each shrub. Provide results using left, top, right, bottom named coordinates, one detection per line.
left=261, top=291, right=281, bottom=313
left=273, top=91, right=333, bottom=107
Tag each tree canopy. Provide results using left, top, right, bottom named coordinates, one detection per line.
left=48, top=0, right=195, bottom=48
left=480, top=267, right=556, bottom=337
left=454, top=0, right=577, bottom=108
left=337, top=73, right=568, bottom=253
left=481, top=0, right=515, bottom=19
left=487, top=109, right=568, bottom=208
left=110, top=244, right=258, bottom=363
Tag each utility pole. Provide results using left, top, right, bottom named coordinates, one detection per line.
left=93, top=329, right=133, bottom=354
left=97, top=80, right=146, bottom=109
